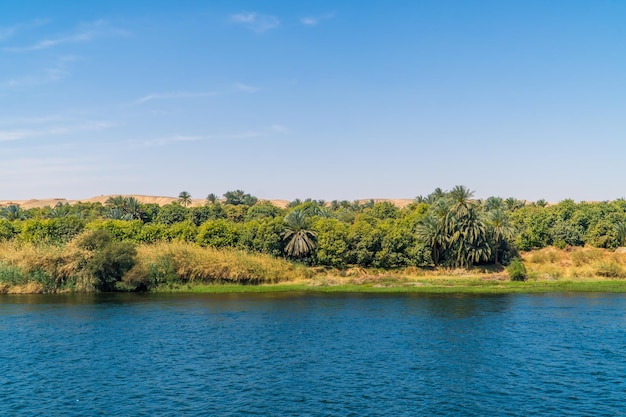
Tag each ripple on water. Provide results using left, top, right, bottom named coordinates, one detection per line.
left=0, top=293, right=625, bottom=416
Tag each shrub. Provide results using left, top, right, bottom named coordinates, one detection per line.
left=570, top=248, right=602, bottom=267
left=594, top=261, right=626, bottom=278
left=88, top=241, right=137, bottom=291
left=196, top=220, right=241, bottom=248
left=507, top=258, right=527, bottom=281
left=77, top=230, right=138, bottom=291
left=0, top=220, right=17, bottom=241
left=0, top=263, right=27, bottom=285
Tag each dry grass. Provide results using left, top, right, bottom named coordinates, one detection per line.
left=127, top=242, right=310, bottom=285
left=522, top=246, right=626, bottom=280
left=2, top=239, right=626, bottom=293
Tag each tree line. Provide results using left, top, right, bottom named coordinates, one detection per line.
left=2, top=186, right=626, bottom=270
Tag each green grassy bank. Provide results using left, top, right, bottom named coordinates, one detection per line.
left=3, top=237, right=626, bottom=294
left=156, top=279, right=626, bottom=295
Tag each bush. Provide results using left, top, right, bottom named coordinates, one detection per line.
left=77, top=230, right=138, bottom=291
left=594, top=261, right=626, bottom=278
left=0, top=263, right=27, bottom=285
left=88, top=241, right=137, bottom=291
left=507, top=258, right=527, bottom=281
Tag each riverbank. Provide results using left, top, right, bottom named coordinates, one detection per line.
left=151, top=277, right=626, bottom=294
left=2, top=240, right=626, bottom=294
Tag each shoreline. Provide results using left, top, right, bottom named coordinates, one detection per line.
left=4, top=278, right=626, bottom=295
left=155, top=279, right=626, bottom=294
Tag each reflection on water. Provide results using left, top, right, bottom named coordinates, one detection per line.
left=0, top=293, right=625, bottom=416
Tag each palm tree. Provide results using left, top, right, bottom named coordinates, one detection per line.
left=484, top=196, right=504, bottom=212
left=0, top=205, right=25, bottom=221
left=178, top=191, right=192, bottom=207
left=282, top=209, right=317, bottom=259
left=418, top=185, right=491, bottom=269
left=104, top=195, right=142, bottom=219
left=416, top=215, right=446, bottom=266
left=287, top=198, right=302, bottom=208
left=505, top=197, right=525, bottom=211
left=448, top=185, right=476, bottom=218
left=105, top=195, right=127, bottom=209
left=48, top=202, right=71, bottom=218
left=447, top=210, right=491, bottom=268
left=124, top=197, right=142, bottom=219
left=206, top=193, right=219, bottom=205
left=615, top=222, right=626, bottom=247
left=427, top=187, right=446, bottom=203
left=488, top=209, right=515, bottom=264
left=106, top=208, right=133, bottom=220
left=224, top=190, right=257, bottom=206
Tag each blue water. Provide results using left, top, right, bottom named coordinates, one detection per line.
left=1, top=293, right=625, bottom=416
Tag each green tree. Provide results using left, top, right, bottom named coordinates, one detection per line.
left=206, top=193, right=219, bottom=204
left=156, top=203, right=188, bottom=225
left=178, top=191, right=192, bottom=208
left=223, top=190, right=258, bottom=206
left=76, top=230, right=137, bottom=291
left=0, top=205, right=26, bottom=221
left=416, top=215, right=446, bottom=266
left=312, top=218, right=349, bottom=267
left=614, top=222, right=626, bottom=247
left=196, top=219, right=241, bottom=248
left=104, top=196, right=142, bottom=220
left=245, top=201, right=283, bottom=221
left=488, top=209, right=515, bottom=264
left=282, top=209, right=317, bottom=260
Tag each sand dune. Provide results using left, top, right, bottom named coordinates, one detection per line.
left=0, top=195, right=414, bottom=209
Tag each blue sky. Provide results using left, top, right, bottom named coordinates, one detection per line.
left=1, top=0, right=625, bottom=202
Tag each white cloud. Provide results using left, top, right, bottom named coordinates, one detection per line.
left=141, top=134, right=207, bottom=147
left=300, top=13, right=335, bottom=26
left=0, top=26, right=18, bottom=42
left=136, top=91, right=216, bottom=104
left=270, top=124, right=290, bottom=134
left=231, top=12, right=280, bottom=33
left=5, top=20, right=129, bottom=52
left=300, top=18, right=319, bottom=26
left=235, top=82, right=259, bottom=93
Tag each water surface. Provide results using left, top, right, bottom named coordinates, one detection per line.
left=1, top=293, right=625, bottom=416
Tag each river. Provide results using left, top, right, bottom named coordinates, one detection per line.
left=1, top=293, right=624, bottom=416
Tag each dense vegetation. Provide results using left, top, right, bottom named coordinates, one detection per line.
left=2, top=186, right=626, bottom=292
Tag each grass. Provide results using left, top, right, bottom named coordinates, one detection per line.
left=2, top=239, right=626, bottom=294
left=157, top=279, right=626, bottom=294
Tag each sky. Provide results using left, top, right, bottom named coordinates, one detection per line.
left=1, top=0, right=626, bottom=202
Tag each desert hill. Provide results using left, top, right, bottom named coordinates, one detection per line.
left=0, top=195, right=415, bottom=210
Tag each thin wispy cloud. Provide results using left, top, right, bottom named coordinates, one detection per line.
left=235, top=82, right=259, bottom=93
left=139, top=124, right=289, bottom=147
left=1, top=56, right=76, bottom=88
left=141, top=134, right=208, bottom=147
left=300, top=13, right=335, bottom=26
left=5, top=20, right=129, bottom=52
left=270, top=124, right=290, bottom=134
left=0, top=121, right=112, bottom=142
left=0, top=115, right=65, bottom=126
left=136, top=91, right=216, bottom=104
left=0, top=25, right=18, bottom=42
left=231, top=12, right=280, bottom=33
left=0, top=19, right=48, bottom=42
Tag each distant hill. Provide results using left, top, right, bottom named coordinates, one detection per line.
left=0, top=195, right=415, bottom=209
